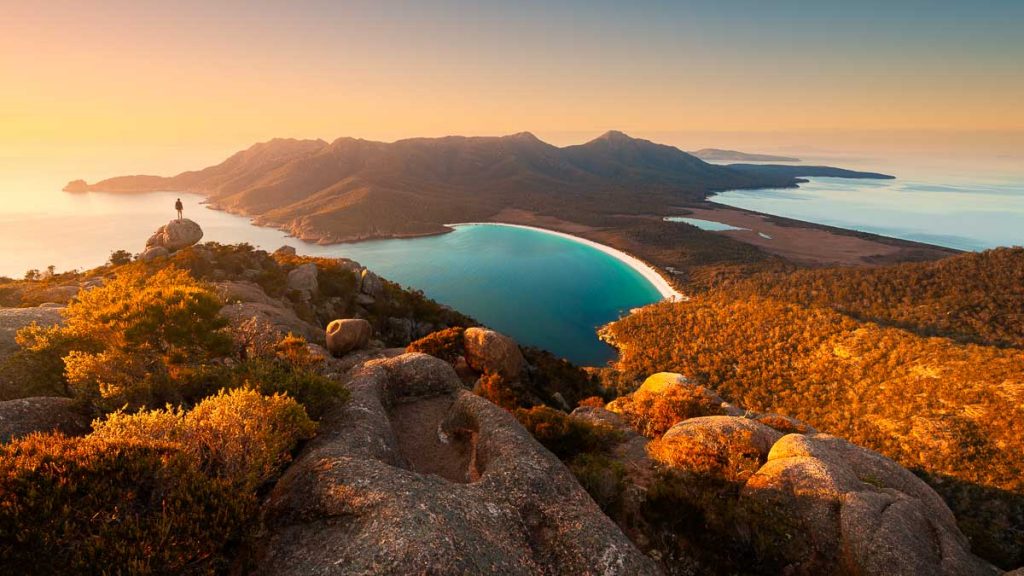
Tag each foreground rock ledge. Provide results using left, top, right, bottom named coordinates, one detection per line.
left=251, top=352, right=657, bottom=575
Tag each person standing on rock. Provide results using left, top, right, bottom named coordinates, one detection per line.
left=175, top=198, right=183, bottom=221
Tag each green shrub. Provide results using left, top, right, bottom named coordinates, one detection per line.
left=514, top=405, right=620, bottom=460
left=570, top=453, right=627, bottom=516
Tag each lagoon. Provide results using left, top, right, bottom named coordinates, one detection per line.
left=0, top=188, right=663, bottom=365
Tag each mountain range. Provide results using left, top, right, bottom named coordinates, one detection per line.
left=65, top=131, right=890, bottom=243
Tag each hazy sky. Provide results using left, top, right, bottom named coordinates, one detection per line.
left=1, top=0, right=1022, bottom=174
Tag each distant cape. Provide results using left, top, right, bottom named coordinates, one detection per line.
left=690, top=148, right=800, bottom=163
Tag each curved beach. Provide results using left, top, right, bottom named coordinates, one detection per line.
left=449, top=222, right=684, bottom=301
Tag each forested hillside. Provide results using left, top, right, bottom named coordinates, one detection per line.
left=602, top=248, right=1024, bottom=568
left=719, top=247, right=1024, bottom=348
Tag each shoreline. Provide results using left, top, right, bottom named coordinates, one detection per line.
left=447, top=222, right=685, bottom=301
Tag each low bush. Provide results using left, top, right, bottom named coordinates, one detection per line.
left=0, top=389, right=314, bottom=574
left=514, top=405, right=620, bottom=460
left=569, top=453, right=627, bottom=516
left=613, top=384, right=724, bottom=438
left=406, top=327, right=466, bottom=364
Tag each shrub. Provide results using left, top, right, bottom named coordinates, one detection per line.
left=0, top=434, right=247, bottom=574
left=407, top=327, right=466, bottom=364
left=229, top=359, right=346, bottom=419
left=0, top=388, right=316, bottom=574
left=15, top=265, right=232, bottom=411
left=614, top=384, right=724, bottom=438
left=514, top=405, right=620, bottom=460
left=570, top=453, right=627, bottom=516
left=108, top=249, right=133, bottom=266
left=91, top=388, right=316, bottom=492
left=578, top=396, right=606, bottom=408
left=474, top=372, right=520, bottom=411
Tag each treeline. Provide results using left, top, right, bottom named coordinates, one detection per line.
left=718, top=247, right=1024, bottom=348
left=603, top=293, right=1024, bottom=567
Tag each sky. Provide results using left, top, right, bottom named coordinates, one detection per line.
left=1, top=0, right=1022, bottom=177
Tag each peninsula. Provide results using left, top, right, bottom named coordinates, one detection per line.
left=66, top=131, right=952, bottom=291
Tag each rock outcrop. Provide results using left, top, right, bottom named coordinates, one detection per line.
left=648, top=415, right=782, bottom=480
left=0, top=306, right=64, bottom=361
left=325, top=318, right=372, bottom=357
left=139, top=246, right=170, bottom=262
left=145, top=218, right=203, bottom=252
left=359, top=268, right=382, bottom=297
left=463, top=327, right=525, bottom=380
left=251, top=352, right=657, bottom=575
left=741, top=433, right=1000, bottom=576
left=0, top=397, right=90, bottom=443
left=286, top=262, right=318, bottom=296
left=592, top=371, right=1001, bottom=576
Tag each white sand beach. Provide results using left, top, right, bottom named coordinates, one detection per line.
left=450, top=222, right=684, bottom=301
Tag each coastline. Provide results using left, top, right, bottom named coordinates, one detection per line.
left=448, top=222, right=685, bottom=301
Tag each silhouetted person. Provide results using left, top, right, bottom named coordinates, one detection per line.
left=175, top=198, right=183, bottom=220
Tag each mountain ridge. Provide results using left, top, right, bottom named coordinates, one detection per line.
left=65, top=132, right=891, bottom=244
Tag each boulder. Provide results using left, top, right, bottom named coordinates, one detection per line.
left=636, top=372, right=724, bottom=405
left=250, top=353, right=657, bottom=575
left=0, top=397, right=90, bottom=443
left=637, top=372, right=690, bottom=395
left=0, top=306, right=64, bottom=361
left=139, top=246, right=170, bottom=262
left=274, top=245, right=297, bottom=257
left=286, top=262, right=318, bottom=295
left=740, top=433, right=999, bottom=576
left=220, top=301, right=323, bottom=345
left=325, top=319, right=372, bottom=357
left=647, top=415, right=782, bottom=480
left=213, top=280, right=279, bottom=306
left=462, top=327, right=525, bottom=380
left=145, top=218, right=203, bottom=252
left=359, top=268, right=382, bottom=297
left=26, top=284, right=80, bottom=305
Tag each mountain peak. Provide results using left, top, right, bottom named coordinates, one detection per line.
left=594, top=130, right=635, bottom=143
left=505, top=131, right=541, bottom=141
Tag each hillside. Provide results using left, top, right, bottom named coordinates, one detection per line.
left=65, top=132, right=891, bottom=245
left=691, top=148, right=800, bottom=162
left=0, top=233, right=1010, bottom=574
left=601, top=248, right=1024, bottom=568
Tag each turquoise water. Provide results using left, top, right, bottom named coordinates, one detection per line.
left=663, top=216, right=747, bottom=231
left=0, top=189, right=662, bottom=365
left=711, top=177, right=1024, bottom=251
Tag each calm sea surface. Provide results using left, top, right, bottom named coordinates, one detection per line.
left=710, top=176, right=1024, bottom=251
left=0, top=185, right=662, bottom=365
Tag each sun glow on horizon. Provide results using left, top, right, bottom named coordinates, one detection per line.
left=1, top=0, right=1022, bottom=177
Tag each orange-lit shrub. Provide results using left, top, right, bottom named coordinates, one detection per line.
left=474, top=372, right=520, bottom=411
left=0, top=389, right=315, bottom=574
left=407, top=327, right=466, bottom=364
left=613, top=384, right=724, bottom=438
